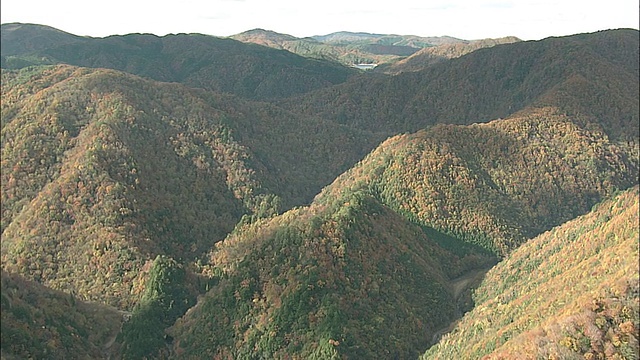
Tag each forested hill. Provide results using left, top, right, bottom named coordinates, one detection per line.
left=1, top=269, right=123, bottom=359
left=0, top=24, right=638, bottom=359
left=167, top=108, right=638, bottom=358
left=0, top=64, right=379, bottom=309
left=0, top=23, right=84, bottom=56
left=423, top=186, right=639, bottom=359
left=0, top=23, right=357, bottom=100
left=313, top=107, right=639, bottom=255
left=378, top=36, right=521, bottom=74
left=281, top=29, right=639, bottom=141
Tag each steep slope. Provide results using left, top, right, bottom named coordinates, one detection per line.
left=379, top=36, right=521, bottom=74
left=1, top=270, right=123, bottom=359
left=0, top=64, right=379, bottom=308
left=1, top=65, right=244, bottom=308
left=314, top=107, right=638, bottom=255
left=1, top=26, right=637, bottom=359
left=169, top=190, right=497, bottom=359
left=423, top=186, right=640, bottom=359
left=282, top=29, right=639, bottom=141
left=167, top=108, right=637, bottom=358
left=0, top=23, right=357, bottom=100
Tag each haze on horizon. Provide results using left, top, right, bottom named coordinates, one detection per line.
left=1, top=0, right=639, bottom=41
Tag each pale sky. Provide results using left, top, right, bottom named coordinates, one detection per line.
left=1, top=0, right=638, bottom=40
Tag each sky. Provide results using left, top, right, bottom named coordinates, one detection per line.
left=1, top=0, right=638, bottom=40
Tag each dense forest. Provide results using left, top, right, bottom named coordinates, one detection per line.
left=423, top=186, right=639, bottom=359
left=1, top=23, right=638, bottom=359
left=281, top=29, right=639, bottom=140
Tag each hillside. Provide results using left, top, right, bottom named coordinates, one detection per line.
left=1, top=270, right=123, bottom=359
left=169, top=190, right=498, bottom=359
left=282, top=29, right=639, bottom=141
left=0, top=23, right=84, bottom=62
left=0, top=64, right=380, bottom=309
left=379, top=36, right=521, bottom=74
left=313, top=107, right=639, bottom=255
left=0, top=23, right=357, bottom=100
left=423, top=186, right=640, bottom=359
left=0, top=26, right=638, bottom=359
left=166, top=108, right=637, bottom=358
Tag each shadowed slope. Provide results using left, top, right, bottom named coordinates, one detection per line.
left=1, top=270, right=123, bottom=359
left=282, top=29, right=639, bottom=141
left=1, top=23, right=357, bottom=100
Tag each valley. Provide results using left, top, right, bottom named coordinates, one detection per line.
left=1, top=23, right=638, bottom=359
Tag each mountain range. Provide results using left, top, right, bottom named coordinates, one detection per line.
left=231, top=29, right=521, bottom=70
left=1, top=23, right=638, bottom=359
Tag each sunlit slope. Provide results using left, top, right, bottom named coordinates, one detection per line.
left=314, top=108, right=638, bottom=254
left=423, top=186, right=640, bottom=359
left=379, top=36, right=521, bottom=74
left=0, top=65, right=378, bottom=308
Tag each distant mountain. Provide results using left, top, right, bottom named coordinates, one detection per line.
left=232, top=29, right=496, bottom=68
left=0, top=23, right=85, bottom=57
left=312, top=31, right=393, bottom=43
left=231, top=28, right=403, bottom=65
left=0, top=23, right=357, bottom=100
left=423, top=186, right=639, bottom=359
left=311, top=31, right=466, bottom=47
left=379, top=36, right=521, bottom=74
left=230, top=28, right=301, bottom=45
left=282, top=29, right=639, bottom=141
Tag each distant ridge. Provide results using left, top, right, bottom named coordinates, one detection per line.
left=311, top=31, right=465, bottom=46
left=282, top=29, right=639, bottom=140
left=231, top=28, right=419, bottom=65
left=380, top=36, right=521, bottom=74
left=231, top=28, right=514, bottom=68
left=1, top=23, right=357, bottom=100
left=0, top=22, right=85, bottom=57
